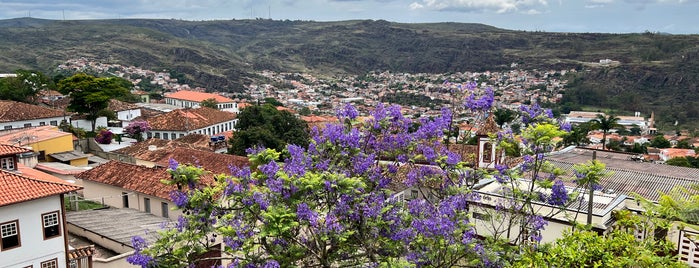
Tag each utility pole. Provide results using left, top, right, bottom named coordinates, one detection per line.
left=587, top=151, right=596, bottom=225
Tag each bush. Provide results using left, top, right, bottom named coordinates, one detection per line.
left=94, top=129, right=113, bottom=144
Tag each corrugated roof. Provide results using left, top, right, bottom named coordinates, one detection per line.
left=67, top=208, right=171, bottom=249
left=166, top=90, right=234, bottom=103
left=49, top=150, right=90, bottom=161
left=547, top=147, right=699, bottom=201
left=0, top=169, right=82, bottom=207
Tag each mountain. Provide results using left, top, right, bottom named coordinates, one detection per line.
left=1, top=18, right=698, bottom=128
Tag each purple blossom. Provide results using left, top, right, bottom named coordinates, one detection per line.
left=336, top=102, right=359, bottom=120
left=259, top=161, right=279, bottom=179
left=127, top=236, right=155, bottom=267
left=168, top=158, right=179, bottom=170
left=548, top=180, right=569, bottom=206
left=559, top=121, right=572, bottom=132
left=263, top=260, right=280, bottom=268
left=267, top=178, right=283, bottom=194
left=464, top=87, right=494, bottom=112
left=296, top=203, right=319, bottom=226
left=252, top=192, right=269, bottom=210
left=169, top=190, right=188, bottom=208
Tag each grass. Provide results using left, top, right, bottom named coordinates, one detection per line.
left=64, top=195, right=107, bottom=211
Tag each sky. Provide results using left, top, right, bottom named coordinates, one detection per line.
left=0, top=0, right=697, bottom=34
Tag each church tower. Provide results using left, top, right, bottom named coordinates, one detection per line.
left=476, top=114, right=501, bottom=169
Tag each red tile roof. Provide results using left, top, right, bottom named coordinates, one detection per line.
left=108, top=99, right=140, bottom=112
left=147, top=107, right=236, bottom=131
left=0, top=144, right=31, bottom=157
left=76, top=161, right=213, bottom=200
left=0, top=169, right=82, bottom=207
left=0, top=100, right=65, bottom=122
left=166, top=90, right=234, bottom=103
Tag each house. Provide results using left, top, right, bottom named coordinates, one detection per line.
left=0, top=100, right=67, bottom=130
left=0, top=126, right=89, bottom=166
left=0, top=144, right=86, bottom=268
left=659, top=148, right=697, bottom=162
left=108, top=99, right=142, bottom=126
left=76, top=160, right=188, bottom=220
left=114, top=142, right=248, bottom=175
left=144, top=107, right=237, bottom=140
left=164, top=90, right=238, bottom=113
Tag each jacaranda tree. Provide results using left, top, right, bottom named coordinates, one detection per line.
left=128, top=86, right=657, bottom=267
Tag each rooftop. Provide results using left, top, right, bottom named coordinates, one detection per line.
left=0, top=125, right=72, bottom=146
left=165, top=90, right=234, bottom=103
left=0, top=143, right=32, bottom=157
left=49, top=150, right=91, bottom=162
left=76, top=161, right=175, bottom=200
left=0, top=168, right=82, bottom=207
left=146, top=107, right=236, bottom=131
left=0, top=100, right=65, bottom=122
left=67, top=208, right=171, bottom=250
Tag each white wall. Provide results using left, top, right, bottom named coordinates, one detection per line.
left=0, top=195, right=68, bottom=268
left=82, top=180, right=182, bottom=221
left=146, top=119, right=237, bottom=140
left=0, top=116, right=65, bottom=131
left=116, top=109, right=142, bottom=122
left=71, top=116, right=108, bottom=131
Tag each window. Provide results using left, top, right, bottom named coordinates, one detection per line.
left=42, top=211, right=61, bottom=239
left=40, top=259, right=58, bottom=268
left=1, top=157, right=15, bottom=170
left=154, top=133, right=161, bottom=139
left=163, top=133, right=169, bottom=140
left=144, top=198, right=151, bottom=213
left=483, top=142, right=493, bottom=163
left=1, top=220, right=20, bottom=250
left=23, top=123, right=32, bottom=128
left=3, top=126, right=12, bottom=130
left=38, top=151, right=46, bottom=161
left=161, top=202, right=169, bottom=218
left=410, top=189, right=419, bottom=199
left=122, top=192, right=129, bottom=208
left=49, top=121, right=58, bottom=126
left=39, top=122, right=46, bottom=126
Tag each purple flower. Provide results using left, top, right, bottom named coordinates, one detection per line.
left=336, top=102, right=359, bottom=120
left=548, top=180, right=569, bottom=206
left=259, top=161, right=279, bottom=179
left=263, top=260, right=280, bottom=268
left=252, top=192, right=269, bottom=210
left=127, top=236, right=155, bottom=267
left=168, top=158, right=179, bottom=170
left=296, top=203, right=319, bottom=226
left=169, top=190, right=188, bottom=208
left=559, top=121, right=572, bottom=132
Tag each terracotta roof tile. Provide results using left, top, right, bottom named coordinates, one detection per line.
left=151, top=147, right=249, bottom=175
left=108, top=99, right=140, bottom=112
left=166, top=90, right=234, bottom=103
left=76, top=161, right=181, bottom=200
left=0, top=169, right=82, bottom=207
left=0, top=100, right=65, bottom=122
left=476, top=114, right=499, bottom=136
left=0, top=144, right=32, bottom=157
left=147, top=107, right=236, bottom=131
left=68, top=245, right=95, bottom=260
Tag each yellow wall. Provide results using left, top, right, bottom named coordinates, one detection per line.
left=29, top=135, right=74, bottom=162
left=70, top=158, right=89, bottom=166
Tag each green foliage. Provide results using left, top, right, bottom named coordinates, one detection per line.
left=263, top=97, right=283, bottom=107
left=650, top=135, right=672, bottom=148
left=199, top=98, right=219, bottom=109
left=666, top=157, right=693, bottom=168
left=590, top=114, right=622, bottom=151
left=57, top=73, right=131, bottom=131
left=0, top=69, right=54, bottom=103
left=298, top=106, right=311, bottom=116
left=493, top=108, right=517, bottom=128
left=229, top=104, right=309, bottom=156
left=513, top=228, right=683, bottom=268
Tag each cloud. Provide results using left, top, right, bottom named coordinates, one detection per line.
left=410, top=2, right=425, bottom=9
left=412, top=0, right=549, bottom=14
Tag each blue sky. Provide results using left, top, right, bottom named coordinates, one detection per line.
left=0, top=0, right=697, bottom=34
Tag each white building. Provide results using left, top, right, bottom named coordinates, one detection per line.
left=164, top=90, right=239, bottom=113
left=144, top=107, right=237, bottom=140
left=0, top=144, right=83, bottom=268
left=0, top=100, right=67, bottom=130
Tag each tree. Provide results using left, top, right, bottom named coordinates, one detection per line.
left=0, top=69, right=53, bottom=103
left=493, top=108, right=517, bottom=128
left=563, top=122, right=591, bottom=146
left=676, top=139, right=692, bottom=149
left=590, top=114, right=622, bottom=150
left=229, top=104, right=309, bottom=156
left=666, top=157, right=692, bottom=167
left=200, top=98, right=219, bottom=109
left=57, top=73, right=131, bottom=132
left=299, top=106, right=311, bottom=116
left=649, top=135, right=672, bottom=148
left=124, top=120, right=152, bottom=142
left=263, top=97, right=283, bottom=107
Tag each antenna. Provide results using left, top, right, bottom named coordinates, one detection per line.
left=268, top=1, right=271, bottom=20
left=62, top=9, right=65, bottom=21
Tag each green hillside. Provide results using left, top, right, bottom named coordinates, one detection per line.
left=1, top=18, right=698, bottom=127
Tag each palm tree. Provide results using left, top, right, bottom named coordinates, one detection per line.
left=590, top=114, right=622, bottom=150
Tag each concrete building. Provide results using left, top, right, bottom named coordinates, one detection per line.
left=164, top=90, right=238, bottom=113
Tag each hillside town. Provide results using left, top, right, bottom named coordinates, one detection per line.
left=1, top=60, right=698, bottom=268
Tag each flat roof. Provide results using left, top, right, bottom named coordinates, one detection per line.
left=49, top=150, right=90, bottom=161
left=67, top=208, right=171, bottom=249
left=35, top=162, right=93, bottom=175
